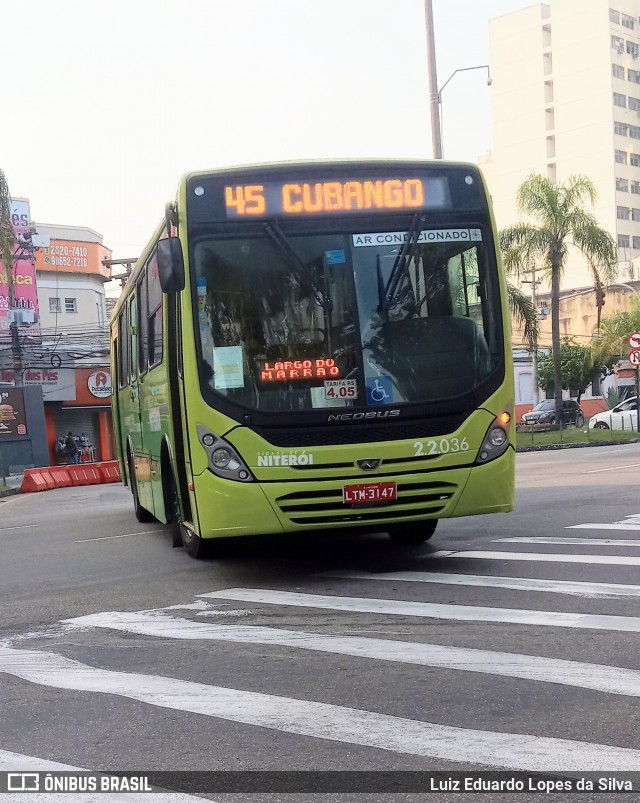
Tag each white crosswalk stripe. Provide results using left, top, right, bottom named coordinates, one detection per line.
left=316, top=569, right=640, bottom=598
left=493, top=536, right=640, bottom=546
left=201, top=587, right=640, bottom=632
left=63, top=609, right=640, bottom=697
left=0, top=645, right=639, bottom=771
left=566, top=523, right=640, bottom=531
left=429, top=549, right=640, bottom=566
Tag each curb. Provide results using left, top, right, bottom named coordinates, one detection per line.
left=0, top=487, right=21, bottom=498
left=516, top=439, right=640, bottom=453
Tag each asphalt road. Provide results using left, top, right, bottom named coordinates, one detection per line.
left=1, top=444, right=640, bottom=802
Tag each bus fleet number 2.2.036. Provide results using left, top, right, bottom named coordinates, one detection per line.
left=413, top=437, right=469, bottom=457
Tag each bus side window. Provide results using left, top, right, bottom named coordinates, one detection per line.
left=148, top=250, right=163, bottom=367
left=138, top=266, right=149, bottom=374
left=129, top=295, right=138, bottom=383
left=118, top=308, right=130, bottom=389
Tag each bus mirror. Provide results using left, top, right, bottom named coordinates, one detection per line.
left=157, top=238, right=185, bottom=293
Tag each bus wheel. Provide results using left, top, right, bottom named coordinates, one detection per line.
left=387, top=520, right=437, bottom=546
left=167, top=475, right=209, bottom=559
left=129, top=457, right=154, bottom=523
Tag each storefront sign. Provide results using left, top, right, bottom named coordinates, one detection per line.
left=0, top=199, right=40, bottom=334
left=88, top=370, right=112, bottom=398
left=0, top=368, right=76, bottom=401
left=0, top=387, right=27, bottom=437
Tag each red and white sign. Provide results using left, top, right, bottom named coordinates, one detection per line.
left=343, top=482, right=397, bottom=505
left=0, top=367, right=76, bottom=401
left=324, top=379, right=357, bottom=401
left=88, top=370, right=112, bottom=398
left=629, top=332, right=640, bottom=350
left=0, top=199, right=40, bottom=335
left=629, top=349, right=640, bottom=367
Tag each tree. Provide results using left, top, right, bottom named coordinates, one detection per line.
left=0, top=169, right=14, bottom=284
left=506, top=281, right=538, bottom=351
left=591, top=293, right=640, bottom=368
left=500, top=174, right=617, bottom=427
left=537, top=338, right=605, bottom=403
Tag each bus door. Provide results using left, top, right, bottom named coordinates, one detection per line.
left=127, top=292, right=152, bottom=510
left=140, top=253, right=165, bottom=515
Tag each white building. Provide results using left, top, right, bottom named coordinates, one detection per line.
left=35, top=224, right=110, bottom=335
left=483, top=0, right=640, bottom=289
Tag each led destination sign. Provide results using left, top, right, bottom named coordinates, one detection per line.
left=223, top=176, right=450, bottom=218
left=260, top=358, right=341, bottom=382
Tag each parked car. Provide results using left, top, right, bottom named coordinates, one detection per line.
left=588, top=396, right=639, bottom=431
left=521, top=399, right=585, bottom=427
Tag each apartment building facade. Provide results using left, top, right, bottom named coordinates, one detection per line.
left=483, top=0, right=640, bottom=289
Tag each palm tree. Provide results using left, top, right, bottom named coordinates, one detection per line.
left=0, top=169, right=14, bottom=278
left=591, top=294, right=640, bottom=367
left=500, top=174, right=617, bottom=427
left=505, top=281, right=538, bottom=351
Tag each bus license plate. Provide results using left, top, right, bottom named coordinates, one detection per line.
left=343, top=482, right=397, bottom=505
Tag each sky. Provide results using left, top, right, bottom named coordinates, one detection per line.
left=1, top=0, right=529, bottom=293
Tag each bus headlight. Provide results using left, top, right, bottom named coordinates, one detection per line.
left=475, top=413, right=511, bottom=465
left=197, top=424, right=254, bottom=482
left=212, top=448, right=232, bottom=469
left=488, top=428, right=507, bottom=447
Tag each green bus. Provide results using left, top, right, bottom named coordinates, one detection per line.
left=111, top=160, right=514, bottom=558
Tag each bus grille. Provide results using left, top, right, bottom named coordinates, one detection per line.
left=253, top=414, right=467, bottom=447
left=274, top=480, right=457, bottom=526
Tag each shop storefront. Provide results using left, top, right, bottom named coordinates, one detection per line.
left=50, top=368, right=114, bottom=464
left=0, top=366, right=114, bottom=465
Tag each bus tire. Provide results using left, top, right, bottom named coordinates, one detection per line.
left=166, top=473, right=209, bottom=559
left=387, top=519, right=437, bottom=546
left=129, top=456, right=154, bottom=523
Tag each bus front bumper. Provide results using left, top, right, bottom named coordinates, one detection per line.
left=192, top=448, right=514, bottom=539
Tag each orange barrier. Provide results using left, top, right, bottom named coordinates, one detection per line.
left=39, top=470, right=57, bottom=490
left=21, top=461, right=123, bottom=493
left=97, top=461, right=121, bottom=483
left=67, top=465, right=103, bottom=486
left=48, top=467, right=73, bottom=488
left=21, top=468, right=52, bottom=493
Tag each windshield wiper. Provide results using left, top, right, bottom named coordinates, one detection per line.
left=377, top=213, right=427, bottom=314
left=263, top=220, right=335, bottom=351
left=263, top=221, right=327, bottom=309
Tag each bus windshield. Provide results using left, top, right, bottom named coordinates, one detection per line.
left=192, top=224, right=503, bottom=413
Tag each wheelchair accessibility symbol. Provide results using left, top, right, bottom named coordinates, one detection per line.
left=366, top=376, right=393, bottom=404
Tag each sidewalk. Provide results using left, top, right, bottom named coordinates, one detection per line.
left=0, top=474, right=23, bottom=497
left=4, top=473, right=23, bottom=489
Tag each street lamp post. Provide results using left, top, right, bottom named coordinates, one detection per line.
left=424, top=0, right=442, bottom=159
left=423, top=0, right=492, bottom=159
left=437, top=65, right=492, bottom=159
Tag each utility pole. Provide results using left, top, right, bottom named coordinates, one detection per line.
left=0, top=170, right=22, bottom=385
left=424, top=0, right=443, bottom=159
left=7, top=260, right=23, bottom=385
left=522, top=265, right=541, bottom=405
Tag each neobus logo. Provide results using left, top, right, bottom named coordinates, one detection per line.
left=327, top=410, right=400, bottom=423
